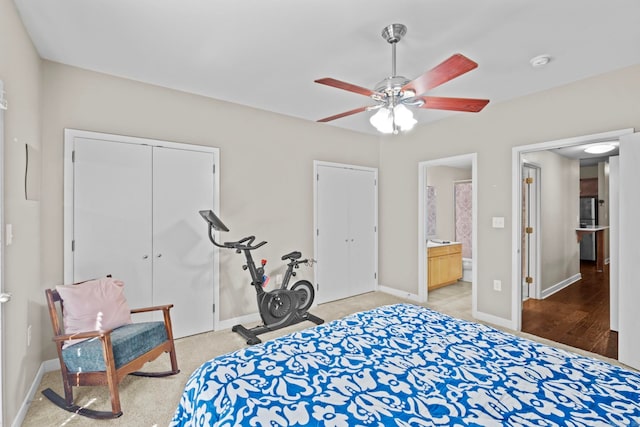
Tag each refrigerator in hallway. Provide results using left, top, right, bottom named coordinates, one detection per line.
left=579, top=196, right=598, bottom=261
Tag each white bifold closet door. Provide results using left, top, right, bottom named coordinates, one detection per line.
left=315, top=164, right=377, bottom=304
left=72, top=137, right=214, bottom=338
left=73, top=139, right=153, bottom=314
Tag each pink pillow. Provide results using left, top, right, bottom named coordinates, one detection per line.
left=56, top=277, right=132, bottom=348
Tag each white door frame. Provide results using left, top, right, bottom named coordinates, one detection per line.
left=608, top=156, right=619, bottom=332
left=418, top=153, right=478, bottom=316
left=63, top=129, right=221, bottom=328
left=313, top=160, right=379, bottom=302
left=510, top=128, right=633, bottom=331
left=0, top=79, right=6, bottom=426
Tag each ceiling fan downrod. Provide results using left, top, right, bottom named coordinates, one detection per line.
left=381, top=23, right=406, bottom=78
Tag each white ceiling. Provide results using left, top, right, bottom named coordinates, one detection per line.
left=13, top=0, right=640, bottom=136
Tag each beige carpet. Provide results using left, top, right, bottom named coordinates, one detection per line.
left=21, top=283, right=623, bottom=426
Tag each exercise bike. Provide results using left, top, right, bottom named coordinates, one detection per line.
left=200, top=210, right=324, bottom=345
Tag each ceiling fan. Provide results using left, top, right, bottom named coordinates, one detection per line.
left=315, top=24, right=490, bottom=134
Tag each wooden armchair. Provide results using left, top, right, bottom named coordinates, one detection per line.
left=43, top=286, right=180, bottom=419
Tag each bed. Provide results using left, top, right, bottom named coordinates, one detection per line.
left=171, top=304, right=640, bottom=426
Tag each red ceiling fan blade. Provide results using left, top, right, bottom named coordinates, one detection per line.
left=315, top=78, right=381, bottom=98
left=403, top=54, right=479, bottom=96
left=317, top=106, right=372, bottom=123
left=418, top=96, right=489, bottom=112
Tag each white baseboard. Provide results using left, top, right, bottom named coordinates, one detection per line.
left=11, top=359, right=58, bottom=427
left=216, top=312, right=261, bottom=331
left=541, top=273, right=582, bottom=299
left=473, top=310, right=514, bottom=330
left=377, top=285, right=421, bottom=303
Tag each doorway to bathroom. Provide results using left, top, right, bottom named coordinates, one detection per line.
left=418, top=153, right=477, bottom=317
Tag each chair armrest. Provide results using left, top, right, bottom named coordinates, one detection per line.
left=130, top=304, right=174, bottom=314
left=51, top=329, right=113, bottom=343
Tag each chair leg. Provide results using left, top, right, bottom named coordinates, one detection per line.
left=168, top=342, right=180, bottom=374
left=104, top=356, right=122, bottom=416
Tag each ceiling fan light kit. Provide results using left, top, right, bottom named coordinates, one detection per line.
left=315, top=24, right=490, bottom=134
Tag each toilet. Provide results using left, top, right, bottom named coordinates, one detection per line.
left=462, top=258, right=473, bottom=282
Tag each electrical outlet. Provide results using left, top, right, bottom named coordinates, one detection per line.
left=493, top=280, right=502, bottom=291
left=27, top=325, right=32, bottom=347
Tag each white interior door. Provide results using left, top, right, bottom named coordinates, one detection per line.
left=346, top=168, right=377, bottom=296
left=315, top=163, right=377, bottom=304
left=73, top=138, right=154, bottom=312
left=618, top=133, right=640, bottom=370
left=152, top=147, right=214, bottom=337
left=316, top=165, right=350, bottom=303
left=521, top=164, right=540, bottom=300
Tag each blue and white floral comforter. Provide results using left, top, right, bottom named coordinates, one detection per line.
left=170, top=304, right=640, bottom=426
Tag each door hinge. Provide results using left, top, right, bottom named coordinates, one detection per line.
left=72, top=150, right=76, bottom=162
left=374, top=226, right=377, bottom=232
left=317, top=173, right=319, bottom=181
left=374, top=179, right=377, bottom=186
left=525, top=177, right=533, bottom=184
left=212, top=164, right=216, bottom=174
left=525, top=227, right=533, bottom=234
left=374, top=272, right=377, bottom=279
left=212, top=303, right=216, bottom=313
left=316, top=229, right=319, bottom=236
left=71, top=240, right=75, bottom=251
left=525, top=276, right=533, bottom=284
left=316, top=283, right=319, bottom=291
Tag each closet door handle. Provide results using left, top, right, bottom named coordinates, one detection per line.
left=156, top=254, right=163, bottom=258
left=142, top=255, right=149, bottom=260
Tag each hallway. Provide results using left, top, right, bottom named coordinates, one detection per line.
left=521, top=261, right=617, bottom=359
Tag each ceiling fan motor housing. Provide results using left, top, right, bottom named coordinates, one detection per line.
left=373, top=76, right=420, bottom=107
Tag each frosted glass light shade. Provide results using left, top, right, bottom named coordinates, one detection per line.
left=369, top=108, right=394, bottom=134
left=369, top=104, right=416, bottom=134
left=393, top=104, right=417, bottom=131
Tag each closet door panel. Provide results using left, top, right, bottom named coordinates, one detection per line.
left=73, top=138, right=153, bottom=311
left=316, top=166, right=350, bottom=304
left=347, top=169, right=377, bottom=296
left=152, top=147, right=215, bottom=337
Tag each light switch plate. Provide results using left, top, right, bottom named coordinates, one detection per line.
left=5, top=224, right=12, bottom=246
left=492, top=217, right=505, bottom=228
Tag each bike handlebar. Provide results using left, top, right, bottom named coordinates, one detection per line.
left=223, top=235, right=267, bottom=251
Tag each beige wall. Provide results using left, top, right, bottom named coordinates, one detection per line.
left=522, top=151, right=580, bottom=292
left=40, top=61, right=379, bottom=359
left=426, top=166, right=472, bottom=241
left=0, top=0, right=43, bottom=424
left=379, top=63, right=640, bottom=320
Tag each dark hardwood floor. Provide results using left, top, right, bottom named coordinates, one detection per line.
left=522, top=261, right=617, bottom=359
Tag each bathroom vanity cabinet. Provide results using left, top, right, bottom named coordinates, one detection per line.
left=427, top=243, right=463, bottom=290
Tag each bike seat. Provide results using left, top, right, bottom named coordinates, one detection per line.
left=281, top=251, right=302, bottom=261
